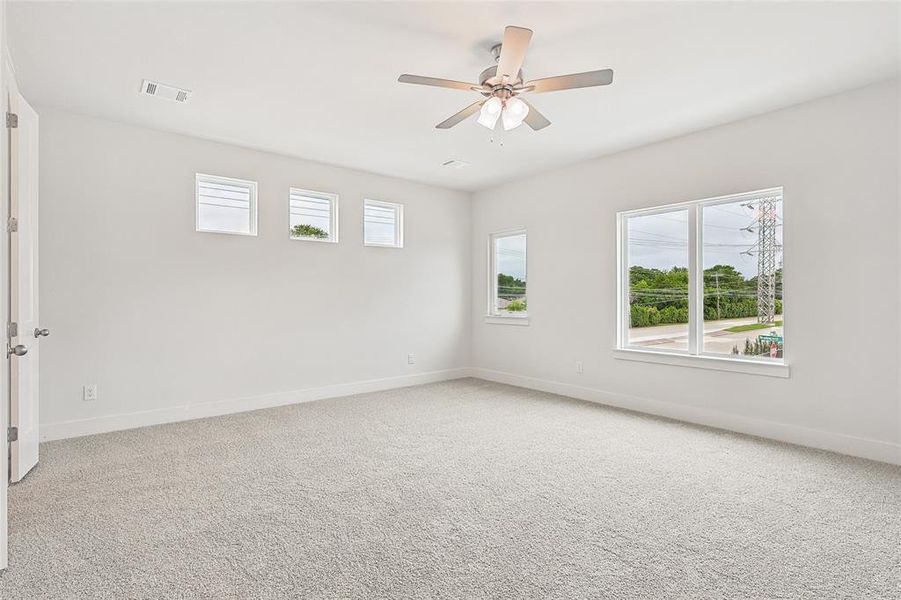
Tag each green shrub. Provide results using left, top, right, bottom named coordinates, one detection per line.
left=291, top=224, right=328, bottom=239
left=506, top=299, right=527, bottom=312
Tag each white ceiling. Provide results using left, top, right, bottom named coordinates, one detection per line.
left=7, top=1, right=899, bottom=192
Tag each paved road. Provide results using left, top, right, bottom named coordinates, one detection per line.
left=629, top=315, right=784, bottom=356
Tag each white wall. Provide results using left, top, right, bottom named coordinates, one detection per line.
left=471, top=80, right=901, bottom=464
left=39, top=110, right=471, bottom=438
left=35, top=81, right=901, bottom=464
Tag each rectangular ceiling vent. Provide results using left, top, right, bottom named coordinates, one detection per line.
left=441, top=159, right=471, bottom=169
left=141, top=79, right=191, bottom=103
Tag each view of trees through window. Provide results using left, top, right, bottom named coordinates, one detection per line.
left=626, top=209, right=689, bottom=350
left=625, top=192, right=784, bottom=360
left=494, top=232, right=527, bottom=315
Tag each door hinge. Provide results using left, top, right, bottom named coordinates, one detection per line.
left=7, top=427, right=17, bottom=443
left=7, top=322, right=17, bottom=338
left=7, top=217, right=17, bottom=232
left=6, top=112, right=17, bottom=128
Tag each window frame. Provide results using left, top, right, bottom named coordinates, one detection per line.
left=363, top=199, right=404, bottom=248
left=616, top=187, right=787, bottom=376
left=195, top=173, right=258, bottom=236
left=289, top=187, right=339, bottom=244
left=487, top=228, right=529, bottom=324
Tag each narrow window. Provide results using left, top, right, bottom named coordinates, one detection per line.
left=623, top=209, right=689, bottom=350
left=195, top=173, right=257, bottom=236
left=290, top=188, right=338, bottom=243
left=363, top=199, right=403, bottom=248
left=490, top=230, right=528, bottom=317
left=618, top=188, right=784, bottom=363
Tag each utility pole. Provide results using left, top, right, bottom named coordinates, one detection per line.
left=755, top=196, right=778, bottom=324
left=712, top=272, right=721, bottom=320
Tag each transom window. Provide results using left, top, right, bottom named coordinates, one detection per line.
left=195, top=173, right=257, bottom=236
left=489, top=230, right=528, bottom=318
left=363, top=199, right=403, bottom=248
left=290, top=188, right=338, bottom=243
left=618, top=188, right=784, bottom=362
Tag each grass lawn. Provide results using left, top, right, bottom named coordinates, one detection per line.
left=724, top=320, right=783, bottom=333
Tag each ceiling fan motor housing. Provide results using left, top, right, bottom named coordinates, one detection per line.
left=479, top=65, right=524, bottom=89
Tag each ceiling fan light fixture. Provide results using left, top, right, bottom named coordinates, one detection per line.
left=398, top=25, right=615, bottom=133
left=501, top=96, right=530, bottom=130
left=477, top=96, right=503, bottom=129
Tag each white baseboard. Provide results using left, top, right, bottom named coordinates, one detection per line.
left=40, top=368, right=474, bottom=442
left=472, top=368, right=901, bottom=466
left=39, top=366, right=900, bottom=466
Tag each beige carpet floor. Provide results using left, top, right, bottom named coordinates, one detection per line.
left=0, top=378, right=899, bottom=599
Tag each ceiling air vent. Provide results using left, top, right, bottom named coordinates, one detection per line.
left=141, top=79, right=191, bottom=103
left=441, top=159, right=471, bottom=169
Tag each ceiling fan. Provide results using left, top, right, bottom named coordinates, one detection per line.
left=398, top=26, right=613, bottom=132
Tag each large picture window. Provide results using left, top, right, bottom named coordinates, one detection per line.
left=618, top=188, right=783, bottom=363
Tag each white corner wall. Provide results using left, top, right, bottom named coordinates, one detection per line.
left=471, top=80, right=901, bottom=464
left=38, top=109, right=472, bottom=439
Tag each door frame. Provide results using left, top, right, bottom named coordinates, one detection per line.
left=0, top=59, right=11, bottom=572
left=0, top=42, right=19, bottom=569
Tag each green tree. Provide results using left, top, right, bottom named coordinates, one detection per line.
left=497, top=273, right=526, bottom=300
left=630, top=264, right=783, bottom=327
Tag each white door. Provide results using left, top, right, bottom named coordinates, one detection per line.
left=8, top=90, right=41, bottom=483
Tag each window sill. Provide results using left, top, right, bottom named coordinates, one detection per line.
left=484, top=315, right=530, bottom=326
left=290, top=236, right=338, bottom=244
left=613, top=348, right=789, bottom=378
left=196, top=228, right=257, bottom=237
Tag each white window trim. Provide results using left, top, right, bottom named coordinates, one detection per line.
left=612, top=347, right=790, bottom=378
left=289, top=188, right=339, bottom=244
left=486, top=228, right=529, bottom=325
left=363, top=199, right=404, bottom=248
left=485, top=315, right=530, bottom=326
left=616, top=187, right=787, bottom=377
left=195, top=173, right=258, bottom=236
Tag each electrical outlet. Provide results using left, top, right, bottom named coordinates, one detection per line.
left=407, top=353, right=416, bottom=365
left=575, top=361, right=583, bottom=374
left=83, top=384, right=98, bottom=401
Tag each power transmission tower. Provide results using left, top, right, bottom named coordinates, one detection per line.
left=755, top=197, right=778, bottom=324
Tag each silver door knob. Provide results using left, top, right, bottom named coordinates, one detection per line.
left=34, top=328, right=50, bottom=338
left=7, top=344, right=27, bottom=357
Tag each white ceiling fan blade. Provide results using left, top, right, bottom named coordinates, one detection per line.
left=496, top=26, right=533, bottom=83
left=398, top=74, right=480, bottom=91
left=525, top=69, right=614, bottom=93
left=519, top=99, right=551, bottom=130
left=436, top=100, right=486, bottom=129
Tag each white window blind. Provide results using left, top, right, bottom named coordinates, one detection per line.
left=363, top=199, right=403, bottom=248
left=195, top=174, right=257, bottom=235
left=290, top=188, right=338, bottom=242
